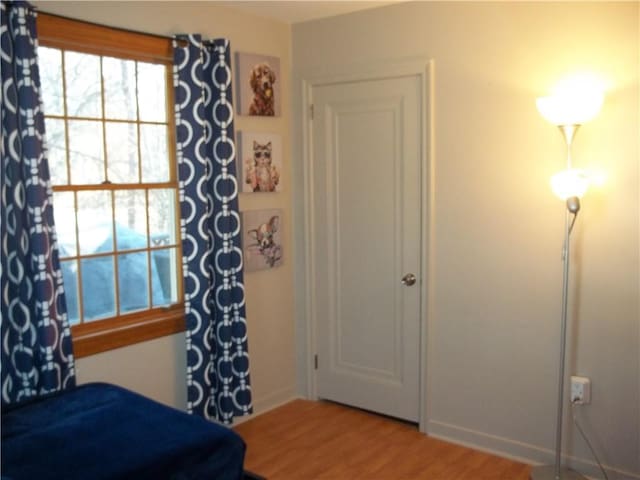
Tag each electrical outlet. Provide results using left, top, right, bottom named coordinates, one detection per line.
left=571, top=376, right=591, bottom=405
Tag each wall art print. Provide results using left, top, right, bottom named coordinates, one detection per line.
left=242, top=209, right=283, bottom=272
left=235, top=52, right=281, bottom=117
left=237, top=131, right=282, bottom=193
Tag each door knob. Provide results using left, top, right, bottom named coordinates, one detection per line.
left=401, top=273, right=416, bottom=286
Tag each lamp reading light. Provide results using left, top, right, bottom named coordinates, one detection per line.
left=550, top=169, right=590, bottom=200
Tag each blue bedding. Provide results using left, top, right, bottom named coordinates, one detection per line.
left=1, top=382, right=246, bottom=480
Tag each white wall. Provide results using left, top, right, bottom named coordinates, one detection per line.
left=32, top=2, right=639, bottom=476
left=292, top=2, right=639, bottom=478
left=34, top=1, right=297, bottom=416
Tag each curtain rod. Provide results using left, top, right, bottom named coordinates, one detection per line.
left=37, top=10, right=189, bottom=47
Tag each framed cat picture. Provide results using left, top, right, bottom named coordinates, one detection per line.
left=236, top=131, right=283, bottom=193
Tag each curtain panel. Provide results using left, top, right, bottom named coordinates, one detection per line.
left=173, top=35, right=252, bottom=423
left=1, top=1, right=76, bottom=405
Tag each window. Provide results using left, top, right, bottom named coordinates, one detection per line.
left=37, top=14, right=184, bottom=357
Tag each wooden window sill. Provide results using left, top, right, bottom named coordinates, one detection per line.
left=71, top=305, right=185, bottom=358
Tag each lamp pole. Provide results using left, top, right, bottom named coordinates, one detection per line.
left=555, top=197, right=579, bottom=479
left=530, top=198, right=586, bottom=480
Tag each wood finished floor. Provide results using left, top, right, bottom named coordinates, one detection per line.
left=234, top=399, right=531, bottom=479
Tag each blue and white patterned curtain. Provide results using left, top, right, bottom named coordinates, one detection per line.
left=1, top=1, right=76, bottom=405
left=173, top=35, right=252, bottom=423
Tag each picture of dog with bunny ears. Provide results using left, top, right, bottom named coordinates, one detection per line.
left=242, top=209, right=284, bottom=271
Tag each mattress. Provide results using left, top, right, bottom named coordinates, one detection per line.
left=1, top=382, right=245, bottom=480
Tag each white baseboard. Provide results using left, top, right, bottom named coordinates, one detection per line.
left=233, top=386, right=299, bottom=426
left=427, top=419, right=640, bottom=480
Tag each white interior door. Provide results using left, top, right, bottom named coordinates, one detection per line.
left=311, top=74, right=422, bottom=422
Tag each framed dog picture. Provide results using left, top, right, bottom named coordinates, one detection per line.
left=237, top=131, right=282, bottom=193
left=235, top=52, right=281, bottom=117
left=242, top=209, right=284, bottom=272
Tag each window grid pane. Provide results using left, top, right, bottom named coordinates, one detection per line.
left=152, top=247, right=179, bottom=307
left=64, top=51, right=102, bottom=118
left=39, top=46, right=64, bottom=116
left=67, top=119, right=105, bottom=184
left=60, top=259, right=80, bottom=325
left=106, top=121, right=140, bottom=183
left=103, top=56, right=137, bottom=121
left=45, top=117, right=68, bottom=185
left=117, top=251, right=150, bottom=314
left=52, top=191, right=76, bottom=257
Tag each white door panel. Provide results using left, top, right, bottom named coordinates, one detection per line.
left=312, top=75, right=422, bottom=422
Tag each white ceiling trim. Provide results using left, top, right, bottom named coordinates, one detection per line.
left=216, top=0, right=404, bottom=25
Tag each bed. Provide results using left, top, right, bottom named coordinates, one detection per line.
left=1, top=382, right=247, bottom=480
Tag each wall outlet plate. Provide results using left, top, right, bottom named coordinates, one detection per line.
left=571, top=375, right=591, bottom=405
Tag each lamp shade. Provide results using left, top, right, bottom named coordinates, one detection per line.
left=536, top=90, right=604, bottom=126
left=550, top=169, right=590, bottom=199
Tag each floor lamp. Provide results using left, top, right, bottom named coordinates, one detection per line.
left=530, top=84, right=604, bottom=480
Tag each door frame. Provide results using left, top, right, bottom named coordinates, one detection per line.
left=299, top=58, right=435, bottom=433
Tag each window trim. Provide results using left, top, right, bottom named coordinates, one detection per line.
left=37, top=13, right=173, bottom=64
left=37, top=12, right=185, bottom=358
left=72, top=305, right=185, bottom=357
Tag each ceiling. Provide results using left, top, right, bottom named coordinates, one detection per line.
left=216, top=1, right=402, bottom=24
